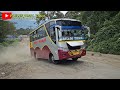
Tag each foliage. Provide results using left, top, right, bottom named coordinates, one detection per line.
left=0, top=20, right=16, bottom=43
left=0, top=20, right=20, bottom=49
left=0, top=39, right=19, bottom=50
left=65, top=11, right=120, bottom=55
left=35, top=11, right=64, bottom=26
left=16, top=28, right=33, bottom=35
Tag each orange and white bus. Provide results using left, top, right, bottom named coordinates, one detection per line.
left=29, top=18, right=90, bottom=64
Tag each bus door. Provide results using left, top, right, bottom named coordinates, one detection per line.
left=50, top=25, right=61, bottom=45
left=50, top=26, right=57, bottom=44
left=55, top=25, right=61, bottom=45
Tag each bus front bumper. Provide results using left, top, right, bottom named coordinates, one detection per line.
left=58, top=49, right=86, bottom=60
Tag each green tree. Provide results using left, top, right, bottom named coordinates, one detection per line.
left=64, top=11, right=120, bottom=55
left=16, top=28, right=33, bottom=35
left=0, top=20, right=16, bottom=42
left=36, top=11, right=64, bottom=26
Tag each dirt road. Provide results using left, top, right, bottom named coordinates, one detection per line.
left=0, top=38, right=120, bottom=79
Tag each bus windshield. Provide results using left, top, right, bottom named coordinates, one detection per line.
left=56, top=20, right=88, bottom=41
left=56, top=20, right=82, bottom=26
left=59, top=29, right=88, bottom=41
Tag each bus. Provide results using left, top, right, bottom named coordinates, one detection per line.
left=29, top=18, right=90, bottom=64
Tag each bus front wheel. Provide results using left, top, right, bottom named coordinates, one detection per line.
left=72, top=58, right=78, bottom=61
left=49, top=54, right=60, bottom=64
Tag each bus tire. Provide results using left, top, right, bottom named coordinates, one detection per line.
left=72, top=58, right=78, bottom=61
left=49, top=54, right=60, bottom=64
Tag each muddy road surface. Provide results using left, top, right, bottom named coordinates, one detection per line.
left=0, top=38, right=120, bottom=79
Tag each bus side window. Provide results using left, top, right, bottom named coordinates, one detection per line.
left=33, top=31, right=35, bottom=41
left=50, top=21, right=55, bottom=26
left=32, top=33, right=34, bottom=41
left=38, top=26, right=47, bottom=39
left=34, top=31, right=37, bottom=40
left=45, top=22, right=50, bottom=36
left=39, top=28, right=43, bottom=39
left=41, top=26, right=47, bottom=37
left=38, top=28, right=41, bottom=39
left=35, top=30, right=38, bottom=40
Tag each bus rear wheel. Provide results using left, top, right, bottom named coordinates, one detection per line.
left=34, top=52, right=38, bottom=60
left=49, top=54, right=60, bottom=64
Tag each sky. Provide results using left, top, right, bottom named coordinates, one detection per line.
left=12, top=11, right=68, bottom=15
left=7, top=11, right=68, bottom=29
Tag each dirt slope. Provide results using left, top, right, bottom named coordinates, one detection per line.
left=0, top=38, right=120, bottom=79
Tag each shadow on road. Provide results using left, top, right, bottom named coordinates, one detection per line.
left=58, top=60, right=84, bottom=66
left=37, top=58, right=84, bottom=66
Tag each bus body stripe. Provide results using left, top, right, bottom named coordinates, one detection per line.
left=61, top=26, right=83, bottom=30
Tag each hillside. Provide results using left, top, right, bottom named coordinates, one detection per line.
left=65, top=11, right=120, bottom=55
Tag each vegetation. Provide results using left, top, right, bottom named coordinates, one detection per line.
left=1, top=11, right=118, bottom=55
left=36, top=11, right=120, bottom=55
left=0, top=20, right=16, bottom=42
left=36, top=11, right=64, bottom=25
left=16, top=28, right=33, bottom=35
left=65, top=11, right=120, bottom=55
left=0, top=20, right=18, bottom=48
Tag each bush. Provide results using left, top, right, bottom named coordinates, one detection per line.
left=0, top=43, right=4, bottom=48
left=0, top=39, right=19, bottom=49
left=86, top=46, right=92, bottom=51
left=112, top=40, right=120, bottom=55
left=2, top=42, right=9, bottom=47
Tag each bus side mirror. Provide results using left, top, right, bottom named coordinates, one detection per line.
left=87, top=27, right=90, bottom=38
left=57, top=27, right=60, bottom=30
left=83, top=26, right=90, bottom=37
left=55, top=25, right=61, bottom=31
left=88, top=32, right=90, bottom=38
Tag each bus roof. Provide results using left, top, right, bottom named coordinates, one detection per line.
left=29, top=18, right=81, bottom=35
left=46, top=18, right=81, bottom=23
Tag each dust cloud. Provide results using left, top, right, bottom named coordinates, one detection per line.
left=0, top=38, right=32, bottom=64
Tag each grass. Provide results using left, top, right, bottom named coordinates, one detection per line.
left=0, top=39, right=19, bottom=49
